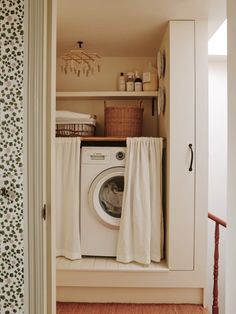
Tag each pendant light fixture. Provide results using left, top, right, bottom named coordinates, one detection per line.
left=60, top=41, right=101, bottom=77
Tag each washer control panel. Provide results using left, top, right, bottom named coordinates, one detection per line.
left=116, top=151, right=125, bottom=160
left=90, top=152, right=107, bottom=161
left=82, top=147, right=126, bottom=165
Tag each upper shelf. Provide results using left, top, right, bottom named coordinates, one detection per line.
left=56, top=91, right=158, bottom=100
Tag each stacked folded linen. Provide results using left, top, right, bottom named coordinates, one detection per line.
left=56, top=110, right=96, bottom=126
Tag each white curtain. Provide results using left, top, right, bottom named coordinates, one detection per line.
left=55, top=137, right=81, bottom=260
left=116, top=137, right=163, bottom=265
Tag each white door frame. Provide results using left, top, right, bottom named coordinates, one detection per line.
left=24, top=0, right=56, bottom=313
left=226, top=0, right=236, bottom=312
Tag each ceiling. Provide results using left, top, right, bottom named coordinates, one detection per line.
left=57, top=0, right=226, bottom=57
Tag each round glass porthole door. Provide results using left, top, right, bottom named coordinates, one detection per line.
left=88, top=167, right=124, bottom=229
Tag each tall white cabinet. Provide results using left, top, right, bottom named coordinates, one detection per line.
left=158, top=20, right=208, bottom=273
left=159, top=21, right=195, bottom=270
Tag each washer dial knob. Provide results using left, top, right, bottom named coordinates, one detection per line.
left=116, top=151, right=125, bottom=160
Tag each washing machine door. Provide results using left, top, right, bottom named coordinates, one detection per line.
left=88, top=167, right=124, bottom=229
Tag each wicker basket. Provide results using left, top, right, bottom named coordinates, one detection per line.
left=56, top=122, right=95, bottom=137
left=104, top=103, right=143, bottom=137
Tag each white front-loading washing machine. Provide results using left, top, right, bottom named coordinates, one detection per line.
left=80, top=146, right=126, bottom=257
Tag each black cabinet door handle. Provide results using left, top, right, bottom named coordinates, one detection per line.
left=189, top=144, right=193, bottom=172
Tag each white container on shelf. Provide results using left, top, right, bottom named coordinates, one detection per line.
left=126, top=72, right=134, bottom=91
left=118, top=72, right=126, bottom=91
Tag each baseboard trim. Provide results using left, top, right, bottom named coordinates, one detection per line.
left=57, top=287, right=203, bottom=304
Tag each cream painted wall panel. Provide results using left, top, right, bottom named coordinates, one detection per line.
left=56, top=57, right=156, bottom=92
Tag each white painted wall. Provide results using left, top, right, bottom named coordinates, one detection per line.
left=207, top=59, right=227, bottom=314
left=226, top=1, right=236, bottom=312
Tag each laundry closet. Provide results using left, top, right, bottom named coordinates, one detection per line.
left=55, top=8, right=208, bottom=305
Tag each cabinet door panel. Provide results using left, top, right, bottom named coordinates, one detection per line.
left=169, top=21, right=195, bottom=270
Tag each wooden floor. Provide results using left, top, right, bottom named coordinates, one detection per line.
left=57, top=303, right=210, bottom=314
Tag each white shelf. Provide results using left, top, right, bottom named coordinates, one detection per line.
left=56, top=91, right=158, bottom=100
left=57, top=256, right=169, bottom=273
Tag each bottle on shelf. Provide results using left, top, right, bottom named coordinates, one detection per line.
left=118, top=72, right=126, bottom=91
left=142, top=62, right=158, bottom=91
left=134, top=71, right=143, bottom=91
left=126, top=72, right=134, bottom=92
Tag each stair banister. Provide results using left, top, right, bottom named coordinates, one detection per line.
left=208, top=212, right=227, bottom=314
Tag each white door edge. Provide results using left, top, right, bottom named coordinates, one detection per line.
left=23, top=0, right=56, bottom=313
left=23, top=0, right=29, bottom=312
left=24, top=0, right=46, bottom=312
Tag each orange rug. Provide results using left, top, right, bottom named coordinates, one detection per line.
left=57, top=302, right=209, bottom=314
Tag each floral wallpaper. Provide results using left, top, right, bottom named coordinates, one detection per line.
left=0, top=0, right=25, bottom=313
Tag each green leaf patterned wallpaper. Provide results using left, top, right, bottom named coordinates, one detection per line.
left=0, top=0, right=24, bottom=313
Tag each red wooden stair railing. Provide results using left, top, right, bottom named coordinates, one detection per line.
left=208, top=212, right=227, bottom=314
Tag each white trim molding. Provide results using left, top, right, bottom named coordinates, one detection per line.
left=227, top=0, right=236, bottom=312
left=45, top=0, right=57, bottom=313
left=24, top=0, right=53, bottom=313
